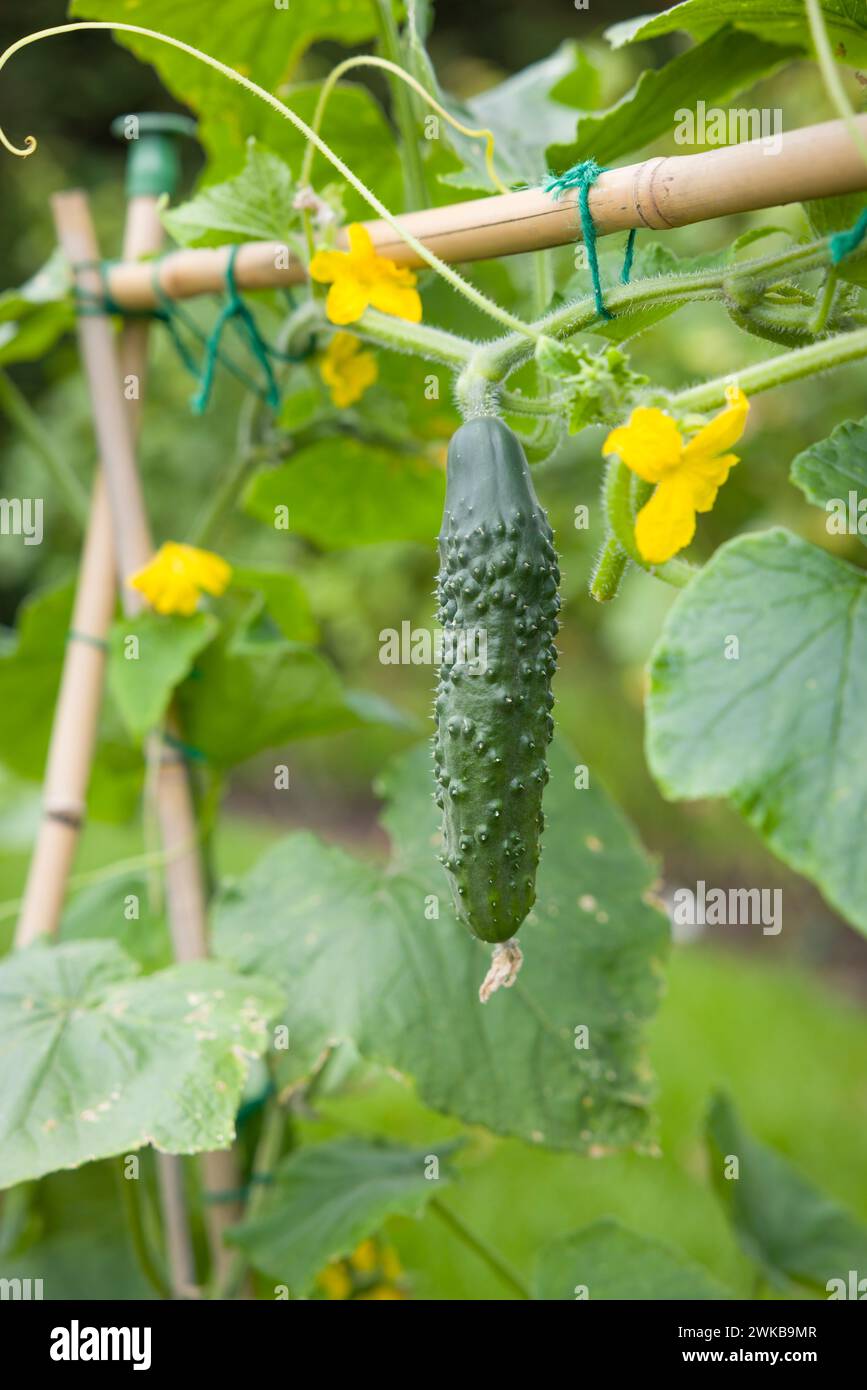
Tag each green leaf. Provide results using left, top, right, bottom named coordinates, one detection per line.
left=177, top=624, right=402, bottom=767
left=440, top=42, right=602, bottom=192
left=108, top=611, right=217, bottom=740
left=607, top=0, right=867, bottom=66
left=646, top=528, right=867, bottom=938
left=70, top=0, right=384, bottom=175
left=535, top=1218, right=733, bottom=1300
left=548, top=27, right=796, bottom=170
left=276, top=369, right=322, bottom=433
left=230, top=566, right=318, bottom=641
left=791, top=414, right=867, bottom=548
left=227, top=1137, right=457, bottom=1291
left=213, top=738, right=669, bottom=1154
left=244, top=438, right=445, bottom=548
left=0, top=940, right=284, bottom=1188
left=707, top=1092, right=867, bottom=1291
left=0, top=252, right=74, bottom=367
left=162, top=139, right=297, bottom=247
left=59, top=873, right=173, bottom=974
left=238, top=81, right=402, bottom=221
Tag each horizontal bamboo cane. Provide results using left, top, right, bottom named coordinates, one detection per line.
left=103, top=114, right=867, bottom=312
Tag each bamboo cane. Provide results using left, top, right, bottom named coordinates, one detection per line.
left=51, top=188, right=248, bottom=1290
left=100, top=113, right=867, bottom=311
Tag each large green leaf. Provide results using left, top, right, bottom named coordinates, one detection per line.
left=438, top=42, right=601, bottom=193
left=60, top=872, right=172, bottom=975
left=0, top=940, right=284, bottom=1188
left=162, top=139, right=298, bottom=247
left=213, top=739, right=669, bottom=1154
left=230, top=566, right=318, bottom=641
left=534, top=1218, right=732, bottom=1300
left=108, top=611, right=217, bottom=740
left=607, top=0, right=867, bottom=66
left=547, top=28, right=796, bottom=171
left=244, top=438, right=445, bottom=547
left=646, top=528, right=867, bottom=936
left=70, top=0, right=385, bottom=173
left=0, top=252, right=74, bottom=367
left=238, top=81, right=403, bottom=222
left=177, top=623, right=403, bottom=766
left=707, top=1093, right=867, bottom=1291
left=791, top=414, right=867, bottom=548
left=227, top=1137, right=456, bottom=1292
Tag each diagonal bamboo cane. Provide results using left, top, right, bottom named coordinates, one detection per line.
left=15, top=188, right=200, bottom=1301
left=50, top=188, right=249, bottom=1294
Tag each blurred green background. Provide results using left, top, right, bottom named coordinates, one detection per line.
left=1, top=0, right=866, bottom=1299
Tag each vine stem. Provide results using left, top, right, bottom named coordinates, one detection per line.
left=0, top=23, right=534, bottom=341
left=668, top=326, right=867, bottom=412
left=298, top=57, right=507, bottom=197
left=0, top=368, right=89, bottom=525
left=805, top=0, right=867, bottom=167
left=117, top=1164, right=171, bottom=1300
left=212, top=1098, right=286, bottom=1300
left=429, top=1197, right=532, bottom=1300
left=373, top=0, right=428, bottom=210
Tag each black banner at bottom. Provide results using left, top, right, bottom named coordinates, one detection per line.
left=0, top=1297, right=862, bottom=1374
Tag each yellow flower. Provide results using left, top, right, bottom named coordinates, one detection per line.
left=309, top=223, right=422, bottom=326
left=316, top=1262, right=353, bottom=1300
left=129, top=542, right=231, bottom=616
left=319, top=332, right=378, bottom=408
left=349, top=1238, right=379, bottom=1274
left=603, top=384, right=749, bottom=565
left=357, top=1284, right=405, bottom=1300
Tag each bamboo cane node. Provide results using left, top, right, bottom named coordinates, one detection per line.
left=45, top=807, right=84, bottom=830
left=632, top=156, right=675, bottom=231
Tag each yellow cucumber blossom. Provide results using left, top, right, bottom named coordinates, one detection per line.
left=129, top=542, right=231, bottom=616
left=603, top=384, right=750, bottom=564
left=309, top=222, right=422, bottom=326
left=319, top=331, right=378, bottom=408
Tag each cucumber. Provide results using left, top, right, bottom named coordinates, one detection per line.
left=433, top=416, right=560, bottom=943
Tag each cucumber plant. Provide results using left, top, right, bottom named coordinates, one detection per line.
left=0, top=0, right=866, bottom=1308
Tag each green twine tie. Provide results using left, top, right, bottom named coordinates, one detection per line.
left=830, top=207, right=867, bottom=265
left=543, top=159, right=636, bottom=321
left=191, top=245, right=281, bottom=415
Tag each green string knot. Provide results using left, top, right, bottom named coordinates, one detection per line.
left=543, top=159, right=636, bottom=321
left=829, top=208, right=867, bottom=265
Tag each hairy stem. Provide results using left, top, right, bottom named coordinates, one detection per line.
left=669, top=326, right=867, bottom=412
left=590, top=535, right=629, bottom=601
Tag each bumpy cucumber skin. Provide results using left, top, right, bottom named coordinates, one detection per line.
left=433, top=417, right=560, bottom=944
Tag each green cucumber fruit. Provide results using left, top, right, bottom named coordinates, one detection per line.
left=433, top=416, right=560, bottom=943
